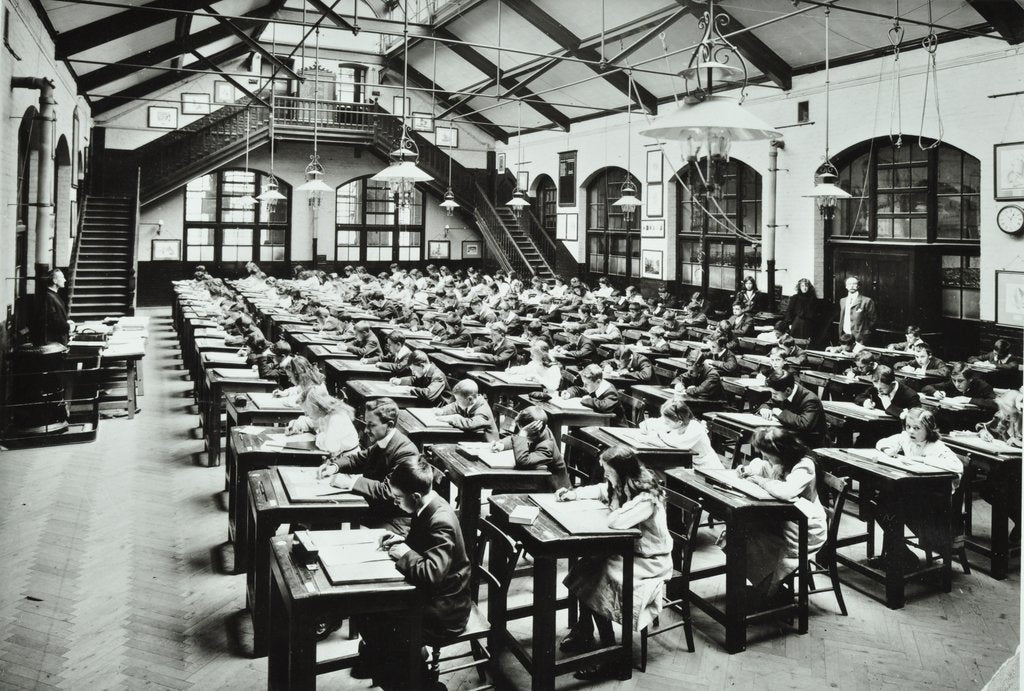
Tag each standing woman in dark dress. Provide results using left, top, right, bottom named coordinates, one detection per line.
left=785, top=278, right=819, bottom=341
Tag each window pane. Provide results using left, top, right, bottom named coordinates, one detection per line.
left=937, top=147, right=961, bottom=193
left=963, top=196, right=979, bottom=239
left=962, top=289, right=980, bottom=319
left=186, top=174, right=216, bottom=222
left=336, top=181, right=363, bottom=224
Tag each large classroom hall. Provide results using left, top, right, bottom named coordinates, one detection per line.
left=1, top=1, right=1023, bottom=689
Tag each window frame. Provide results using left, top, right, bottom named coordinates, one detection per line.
left=334, top=176, right=425, bottom=263
left=558, top=151, right=577, bottom=207
left=585, top=167, right=642, bottom=278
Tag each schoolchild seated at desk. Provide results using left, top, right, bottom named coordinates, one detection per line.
left=855, top=365, right=920, bottom=420
left=756, top=320, right=789, bottom=344
left=825, top=332, right=864, bottom=356
left=601, top=345, right=654, bottom=382
left=555, top=323, right=598, bottom=366
left=556, top=447, right=672, bottom=681
left=254, top=340, right=293, bottom=389
left=871, top=408, right=964, bottom=570
left=922, top=362, right=998, bottom=411
left=285, top=387, right=360, bottom=455
left=273, top=355, right=322, bottom=402
left=467, top=297, right=498, bottom=325
left=896, top=342, right=950, bottom=379
left=491, top=406, right=570, bottom=491
left=505, top=339, right=562, bottom=392
left=710, top=320, right=740, bottom=352
left=344, top=321, right=384, bottom=360
left=705, top=336, right=742, bottom=376
left=435, top=379, right=499, bottom=441
left=735, top=275, right=769, bottom=315
left=624, top=302, right=651, bottom=330
left=672, top=353, right=725, bottom=399
left=523, top=319, right=553, bottom=347
left=843, top=350, right=879, bottom=378
left=537, top=296, right=564, bottom=324
left=561, top=364, right=621, bottom=415
left=725, top=302, right=755, bottom=337
left=354, top=458, right=472, bottom=689
left=366, top=331, right=414, bottom=373
left=660, top=312, right=686, bottom=339
left=679, top=293, right=709, bottom=327
left=652, top=285, right=677, bottom=315
left=389, top=351, right=450, bottom=405
left=968, top=338, right=1020, bottom=370
left=224, top=314, right=256, bottom=347
left=754, top=346, right=795, bottom=382
left=642, top=326, right=673, bottom=354
left=776, top=335, right=808, bottom=367
left=975, top=389, right=1023, bottom=541
left=320, top=312, right=353, bottom=340
left=438, top=316, right=471, bottom=348
left=886, top=325, right=924, bottom=352
left=472, top=322, right=517, bottom=368
left=757, top=371, right=827, bottom=447
left=639, top=399, right=723, bottom=469
left=423, top=314, right=447, bottom=340
left=583, top=313, right=621, bottom=343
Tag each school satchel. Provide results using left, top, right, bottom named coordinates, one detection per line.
left=73, top=328, right=108, bottom=343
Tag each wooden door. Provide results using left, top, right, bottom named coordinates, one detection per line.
left=830, top=247, right=915, bottom=333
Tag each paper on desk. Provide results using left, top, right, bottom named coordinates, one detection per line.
left=548, top=397, right=591, bottom=411
left=717, top=412, right=781, bottom=427
left=529, top=494, right=625, bottom=534
left=458, top=442, right=516, bottom=468
left=604, top=427, right=673, bottom=448
left=248, top=392, right=299, bottom=408
left=847, top=448, right=952, bottom=474
left=262, top=432, right=316, bottom=448
left=276, top=466, right=355, bottom=502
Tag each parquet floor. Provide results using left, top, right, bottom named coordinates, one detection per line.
left=0, top=308, right=1019, bottom=690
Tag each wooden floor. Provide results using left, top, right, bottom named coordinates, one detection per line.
left=0, top=308, right=1019, bottom=690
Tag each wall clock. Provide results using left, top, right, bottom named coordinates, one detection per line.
left=997, top=204, right=1024, bottom=235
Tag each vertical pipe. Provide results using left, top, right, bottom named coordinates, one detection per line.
left=33, top=80, right=57, bottom=275
left=765, top=140, right=782, bottom=309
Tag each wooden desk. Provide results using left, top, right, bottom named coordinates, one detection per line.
left=894, top=369, right=948, bottom=391
left=430, top=350, right=496, bottom=374
left=268, top=314, right=314, bottom=342
left=425, top=445, right=550, bottom=560
left=226, top=428, right=327, bottom=572
left=397, top=408, right=485, bottom=447
left=573, top=426, right=693, bottom=470
left=487, top=494, right=639, bottom=689
left=224, top=392, right=303, bottom=462
left=821, top=400, right=901, bottom=446
left=246, top=469, right=369, bottom=657
left=305, top=344, right=357, bottom=367
left=288, top=332, right=351, bottom=357
left=862, top=346, right=910, bottom=368
left=468, top=370, right=543, bottom=401
left=736, top=336, right=773, bottom=355
left=942, top=435, right=1021, bottom=580
left=515, top=393, right=615, bottom=440
left=628, top=384, right=729, bottom=417
left=100, top=344, right=146, bottom=419
left=267, top=534, right=423, bottom=690
left=798, top=370, right=870, bottom=402
left=967, top=363, right=1023, bottom=390
left=803, top=349, right=856, bottom=374
left=665, top=468, right=808, bottom=653
left=703, top=411, right=780, bottom=466
left=813, top=448, right=957, bottom=609
left=203, top=368, right=275, bottom=467
left=720, top=376, right=773, bottom=410
left=323, top=359, right=392, bottom=395
left=345, top=380, right=420, bottom=409
left=919, top=395, right=993, bottom=431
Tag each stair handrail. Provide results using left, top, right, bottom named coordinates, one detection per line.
left=473, top=182, right=536, bottom=277
left=66, top=189, right=89, bottom=304
left=128, top=166, right=141, bottom=315
left=494, top=170, right=559, bottom=276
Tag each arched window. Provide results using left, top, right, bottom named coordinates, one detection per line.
left=335, top=177, right=425, bottom=263
left=534, top=175, right=557, bottom=236
left=585, top=167, right=641, bottom=277
left=184, top=169, right=290, bottom=262
left=675, top=158, right=762, bottom=292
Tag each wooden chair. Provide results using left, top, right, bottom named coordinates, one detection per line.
left=920, top=459, right=972, bottom=574
left=803, top=471, right=851, bottom=615
left=430, top=517, right=524, bottom=690
left=492, top=403, right=519, bottom=438
left=561, top=432, right=602, bottom=487
left=619, top=393, right=648, bottom=428
left=639, top=488, right=703, bottom=671
left=652, top=365, right=678, bottom=386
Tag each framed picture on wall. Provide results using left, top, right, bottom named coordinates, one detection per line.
left=411, top=112, right=434, bottom=132
left=147, top=106, right=178, bottom=129
left=214, top=80, right=236, bottom=104
left=556, top=213, right=578, bottom=241
left=151, top=239, right=181, bottom=261
left=181, top=93, right=210, bottom=115
left=393, top=96, right=411, bottom=117
left=995, top=270, right=1024, bottom=326
left=496, top=152, right=506, bottom=171
left=436, top=126, right=459, bottom=148
left=641, top=249, right=663, bottom=279
left=994, top=141, right=1024, bottom=200
left=646, top=149, right=663, bottom=183
left=428, top=240, right=450, bottom=259
left=462, top=240, right=481, bottom=259
left=517, top=171, right=530, bottom=191
left=645, top=184, right=663, bottom=217
left=641, top=219, right=665, bottom=238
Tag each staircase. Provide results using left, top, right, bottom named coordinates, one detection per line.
left=68, top=196, right=135, bottom=321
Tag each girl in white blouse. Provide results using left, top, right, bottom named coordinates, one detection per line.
left=639, top=400, right=722, bottom=470
left=504, top=339, right=562, bottom=392
left=875, top=407, right=963, bottom=486
left=285, top=387, right=359, bottom=456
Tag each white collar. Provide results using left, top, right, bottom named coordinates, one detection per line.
left=377, top=428, right=396, bottom=448
left=787, top=385, right=798, bottom=403
left=593, top=380, right=613, bottom=397
left=416, top=490, right=437, bottom=516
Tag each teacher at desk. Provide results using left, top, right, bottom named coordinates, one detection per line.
left=33, top=268, right=74, bottom=347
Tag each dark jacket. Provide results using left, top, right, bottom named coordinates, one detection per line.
left=923, top=378, right=998, bottom=411
left=759, top=384, right=827, bottom=447
left=346, top=332, right=383, bottom=360
left=395, top=495, right=472, bottom=645
left=474, top=337, right=517, bottom=367
left=399, top=364, right=450, bottom=405
left=35, top=289, right=70, bottom=346
left=563, top=381, right=620, bottom=415
left=673, top=363, right=724, bottom=399
left=838, top=293, right=877, bottom=342
left=705, top=348, right=741, bottom=376
left=726, top=313, right=755, bottom=337
left=439, top=329, right=471, bottom=348
left=375, top=347, right=414, bottom=374
left=854, top=381, right=921, bottom=418
left=511, top=428, right=570, bottom=491
left=563, top=336, right=597, bottom=365
left=602, top=352, right=654, bottom=382
left=895, top=355, right=950, bottom=379
left=735, top=289, right=768, bottom=314
left=437, top=398, right=498, bottom=440
left=339, top=430, right=419, bottom=520
left=785, top=292, right=820, bottom=340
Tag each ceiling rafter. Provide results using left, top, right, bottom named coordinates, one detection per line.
left=190, top=48, right=271, bottom=107
left=964, top=0, right=1024, bottom=44
left=55, top=0, right=210, bottom=58
left=501, top=0, right=659, bottom=115
left=432, top=27, right=571, bottom=131
left=202, top=4, right=302, bottom=81
left=606, top=7, right=689, bottom=67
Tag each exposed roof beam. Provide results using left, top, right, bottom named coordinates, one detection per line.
left=502, top=0, right=658, bottom=115
left=390, top=59, right=508, bottom=143
left=274, top=7, right=432, bottom=37
left=189, top=49, right=271, bottom=108
left=56, top=0, right=208, bottom=58
left=304, top=0, right=360, bottom=34
left=203, top=4, right=302, bottom=81
left=606, top=8, right=688, bottom=67
left=91, top=41, right=250, bottom=116
left=386, top=0, right=489, bottom=56
left=672, top=0, right=792, bottom=90
left=170, top=12, right=192, bottom=72
left=433, top=27, right=570, bottom=131
left=965, top=0, right=1024, bottom=44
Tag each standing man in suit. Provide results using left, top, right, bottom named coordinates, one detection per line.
left=34, top=268, right=73, bottom=346
left=838, top=276, right=876, bottom=345
left=758, top=371, right=827, bottom=447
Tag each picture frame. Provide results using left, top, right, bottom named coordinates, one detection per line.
left=641, top=249, right=663, bottom=279
left=181, top=92, right=210, bottom=115
left=517, top=170, right=530, bottom=192
left=995, top=270, right=1024, bottom=327
left=646, top=149, right=663, bottom=183
left=641, top=219, right=665, bottom=238
left=994, top=141, right=1024, bottom=200
left=392, top=96, right=411, bottom=117
left=496, top=152, right=506, bottom=171
left=411, top=112, right=434, bottom=132
left=147, top=106, right=178, bottom=129
left=645, top=183, right=663, bottom=217
left=436, top=126, right=459, bottom=148
left=462, top=240, right=481, bottom=259
left=556, top=213, right=578, bottom=241
left=151, top=238, right=181, bottom=261
left=214, top=80, right=236, bottom=104
left=428, top=240, right=450, bottom=260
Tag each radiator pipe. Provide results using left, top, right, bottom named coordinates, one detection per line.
left=12, top=76, right=57, bottom=278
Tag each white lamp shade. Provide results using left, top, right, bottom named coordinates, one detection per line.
left=238, top=194, right=259, bottom=206
left=506, top=195, right=530, bottom=209
left=257, top=187, right=286, bottom=202
left=297, top=178, right=332, bottom=193
left=372, top=160, right=434, bottom=184
left=678, top=60, right=744, bottom=84
left=613, top=195, right=642, bottom=209
left=639, top=95, right=782, bottom=142
left=803, top=182, right=852, bottom=200
left=440, top=198, right=460, bottom=211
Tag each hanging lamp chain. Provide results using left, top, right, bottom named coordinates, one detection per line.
left=918, top=0, right=943, bottom=150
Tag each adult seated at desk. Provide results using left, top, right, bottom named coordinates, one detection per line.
left=855, top=365, right=921, bottom=420
left=843, top=350, right=879, bottom=379
left=871, top=408, right=964, bottom=570
left=471, top=322, right=517, bottom=368
left=974, top=389, right=1023, bottom=541
left=736, top=428, right=827, bottom=603
left=33, top=268, right=73, bottom=346
left=355, top=458, right=472, bottom=689
left=885, top=325, right=924, bottom=352
left=561, top=364, right=621, bottom=415
left=367, top=332, right=414, bottom=374
left=583, top=314, right=621, bottom=343
left=557, top=447, right=672, bottom=681
left=505, top=339, right=562, bottom=392
left=555, top=323, right=598, bottom=366
left=968, top=338, right=1020, bottom=370
left=725, top=302, right=755, bottom=337
left=491, top=406, right=570, bottom=491
left=921, top=362, right=998, bottom=411
left=825, top=333, right=865, bottom=356
left=284, top=388, right=360, bottom=455
left=757, top=371, right=827, bottom=447
left=390, top=351, right=450, bottom=406
left=672, top=354, right=725, bottom=399
left=601, top=345, right=654, bottom=382
left=896, top=342, right=950, bottom=379
left=435, top=379, right=499, bottom=441
left=437, top=317, right=471, bottom=348
left=320, top=399, right=417, bottom=531
left=466, top=297, right=497, bottom=325
left=639, top=400, right=723, bottom=469
left=344, top=321, right=384, bottom=360
left=705, top=336, right=742, bottom=376
left=734, top=275, right=769, bottom=315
